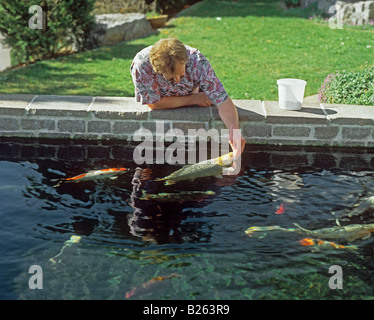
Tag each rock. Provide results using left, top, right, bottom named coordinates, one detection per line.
left=0, top=33, right=11, bottom=72
left=304, top=0, right=374, bottom=25
left=335, top=0, right=374, bottom=25
left=91, top=13, right=153, bottom=47
left=316, top=0, right=372, bottom=15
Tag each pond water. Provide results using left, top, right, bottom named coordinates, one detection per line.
left=1, top=138, right=374, bottom=300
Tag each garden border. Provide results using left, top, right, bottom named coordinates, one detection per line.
left=0, top=93, right=373, bottom=148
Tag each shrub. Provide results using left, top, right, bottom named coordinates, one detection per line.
left=284, top=0, right=301, bottom=8
left=0, top=0, right=95, bottom=65
left=318, top=67, right=374, bottom=106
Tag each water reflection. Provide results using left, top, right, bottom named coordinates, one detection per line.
left=128, top=167, right=185, bottom=244
left=128, top=167, right=240, bottom=244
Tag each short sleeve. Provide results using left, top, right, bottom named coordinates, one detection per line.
left=196, top=57, right=229, bottom=106
left=130, top=57, right=161, bottom=105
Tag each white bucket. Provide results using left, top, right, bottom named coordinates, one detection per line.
left=277, top=79, right=307, bottom=111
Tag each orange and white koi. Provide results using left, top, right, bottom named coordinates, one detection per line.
left=53, top=167, right=127, bottom=187
left=298, top=238, right=358, bottom=251
left=125, top=273, right=182, bottom=299
left=245, top=222, right=374, bottom=243
left=293, top=222, right=374, bottom=242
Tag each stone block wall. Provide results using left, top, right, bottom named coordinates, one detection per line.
left=2, top=137, right=374, bottom=172
left=0, top=94, right=373, bottom=148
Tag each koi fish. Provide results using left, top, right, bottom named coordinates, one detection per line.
left=154, top=153, right=233, bottom=186
left=245, top=225, right=289, bottom=233
left=347, top=195, right=374, bottom=218
left=139, top=190, right=216, bottom=203
left=125, top=273, right=182, bottom=299
left=53, top=167, right=127, bottom=187
left=275, top=203, right=286, bottom=215
left=49, top=235, right=82, bottom=264
left=293, top=222, right=374, bottom=242
left=245, top=225, right=289, bottom=238
left=298, top=238, right=358, bottom=251
left=245, top=222, right=374, bottom=243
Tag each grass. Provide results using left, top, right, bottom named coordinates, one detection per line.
left=0, top=0, right=373, bottom=101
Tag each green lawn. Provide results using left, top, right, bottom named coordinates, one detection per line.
left=0, top=0, right=373, bottom=101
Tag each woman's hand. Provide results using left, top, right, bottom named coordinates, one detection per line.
left=192, top=91, right=213, bottom=107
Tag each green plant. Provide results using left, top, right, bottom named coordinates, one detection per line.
left=0, top=0, right=95, bottom=64
left=146, top=11, right=164, bottom=18
left=145, top=0, right=187, bottom=14
left=319, top=67, right=374, bottom=105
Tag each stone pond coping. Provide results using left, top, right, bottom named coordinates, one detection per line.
left=0, top=93, right=373, bottom=148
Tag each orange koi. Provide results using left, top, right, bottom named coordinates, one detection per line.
left=299, top=238, right=315, bottom=246
left=298, top=238, right=358, bottom=251
left=275, top=203, right=286, bottom=215
left=125, top=273, right=182, bottom=299
left=53, top=167, right=127, bottom=187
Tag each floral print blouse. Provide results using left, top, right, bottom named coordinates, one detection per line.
left=130, top=45, right=229, bottom=106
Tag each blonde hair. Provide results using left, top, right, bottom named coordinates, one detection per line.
left=149, top=38, right=188, bottom=74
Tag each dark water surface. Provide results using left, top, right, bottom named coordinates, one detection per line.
left=1, top=138, right=374, bottom=300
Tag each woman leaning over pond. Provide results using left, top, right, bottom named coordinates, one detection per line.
left=130, top=38, right=245, bottom=157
